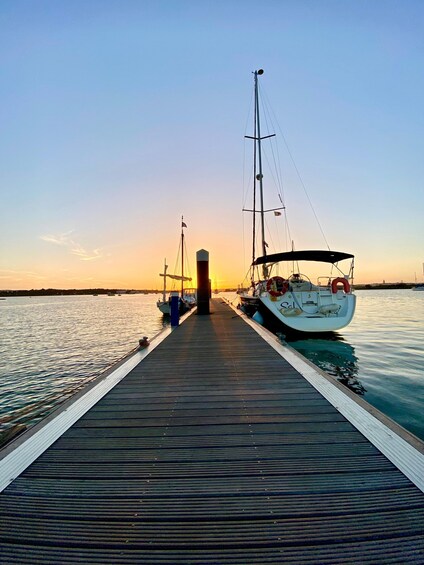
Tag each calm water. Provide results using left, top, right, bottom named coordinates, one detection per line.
left=0, top=294, right=168, bottom=437
left=0, top=290, right=423, bottom=442
left=319, top=289, right=424, bottom=440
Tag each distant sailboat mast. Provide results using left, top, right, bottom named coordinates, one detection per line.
left=162, top=259, right=168, bottom=303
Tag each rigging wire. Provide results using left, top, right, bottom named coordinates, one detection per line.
left=184, top=237, right=193, bottom=283
left=241, top=86, right=256, bottom=280
left=260, top=86, right=331, bottom=251
left=242, top=87, right=255, bottom=210
left=283, top=209, right=293, bottom=253
left=257, top=82, right=293, bottom=259
left=170, top=229, right=193, bottom=291
left=259, top=83, right=287, bottom=209
left=172, top=243, right=182, bottom=291
left=242, top=209, right=246, bottom=279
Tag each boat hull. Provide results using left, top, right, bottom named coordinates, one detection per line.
left=238, top=295, right=260, bottom=316
left=157, top=299, right=192, bottom=316
left=259, top=292, right=356, bottom=334
left=240, top=286, right=356, bottom=335
left=157, top=301, right=171, bottom=315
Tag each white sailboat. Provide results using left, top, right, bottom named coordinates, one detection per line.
left=157, top=218, right=194, bottom=315
left=239, top=69, right=356, bottom=334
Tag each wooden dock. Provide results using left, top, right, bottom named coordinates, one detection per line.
left=1, top=298, right=424, bottom=563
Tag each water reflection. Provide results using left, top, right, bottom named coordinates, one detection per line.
left=160, top=316, right=171, bottom=329
left=285, top=335, right=366, bottom=395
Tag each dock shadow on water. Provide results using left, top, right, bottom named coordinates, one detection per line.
left=282, top=334, right=366, bottom=396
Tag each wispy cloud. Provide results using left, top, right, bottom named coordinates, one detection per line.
left=40, top=231, right=104, bottom=261
left=40, top=230, right=75, bottom=246
left=0, top=269, right=46, bottom=281
left=71, top=245, right=103, bottom=261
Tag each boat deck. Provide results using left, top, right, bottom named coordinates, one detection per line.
left=1, top=299, right=424, bottom=563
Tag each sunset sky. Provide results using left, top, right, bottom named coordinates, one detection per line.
left=1, top=0, right=423, bottom=290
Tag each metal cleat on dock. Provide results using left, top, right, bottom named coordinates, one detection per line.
left=138, top=336, right=150, bottom=348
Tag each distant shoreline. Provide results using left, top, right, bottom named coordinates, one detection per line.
left=0, top=283, right=418, bottom=297
left=353, top=283, right=416, bottom=290
left=0, top=289, right=157, bottom=297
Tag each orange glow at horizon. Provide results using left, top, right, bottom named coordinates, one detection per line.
left=1, top=253, right=420, bottom=292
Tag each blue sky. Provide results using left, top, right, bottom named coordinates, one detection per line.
left=1, top=0, right=423, bottom=289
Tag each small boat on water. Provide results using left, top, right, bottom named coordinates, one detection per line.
left=238, top=69, right=356, bottom=335
left=157, top=217, right=195, bottom=315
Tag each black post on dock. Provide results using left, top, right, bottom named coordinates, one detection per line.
left=196, top=249, right=210, bottom=315
left=170, top=292, right=179, bottom=326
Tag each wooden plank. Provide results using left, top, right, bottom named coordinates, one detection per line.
left=0, top=537, right=423, bottom=564
left=2, top=487, right=422, bottom=519
left=2, top=509, right=424, bottom=547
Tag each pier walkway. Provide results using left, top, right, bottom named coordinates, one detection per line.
left=1, top=299, right=424, bottom=563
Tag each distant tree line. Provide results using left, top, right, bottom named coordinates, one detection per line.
left=0, top=288, right=161, bottom=297
left=0, top=284, right=414, bottom=297
left=354, top=283, right=414, bottom=290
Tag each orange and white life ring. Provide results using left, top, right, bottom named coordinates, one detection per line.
left=331, top=277, right=351, bottom=294
left=266, top=276, right=289, bottom=297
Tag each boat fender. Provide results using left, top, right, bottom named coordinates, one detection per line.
left=252, top=310, right=264, bottom=325
left=139, top=336, right=150, bottom=348
left=331, top=277, right=351, bottom=294
left=319, top=304, right=341, bottom=316
left=266, top=276, right=289, bottom=297
left=280, top=306, right=302, bottom=317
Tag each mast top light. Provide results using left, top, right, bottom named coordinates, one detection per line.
left=257, top=69, right=264, bottom=75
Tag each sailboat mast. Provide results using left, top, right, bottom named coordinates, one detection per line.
left=254, top=69, right=268, bottom=279
left=163, top=259, right=167, bottom=302
left=181, top=216, right=185, bottom=297
left=252, top=80, right=257, bottom=278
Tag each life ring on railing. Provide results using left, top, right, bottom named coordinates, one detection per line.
left=331, top=277, right=351, bottom=294
left=266, top=276, right=289, bottom=297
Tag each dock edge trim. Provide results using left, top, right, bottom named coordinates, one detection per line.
left=228, top=300, right=424, bottom=494
left=0, top=307, right=196, bottom=493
